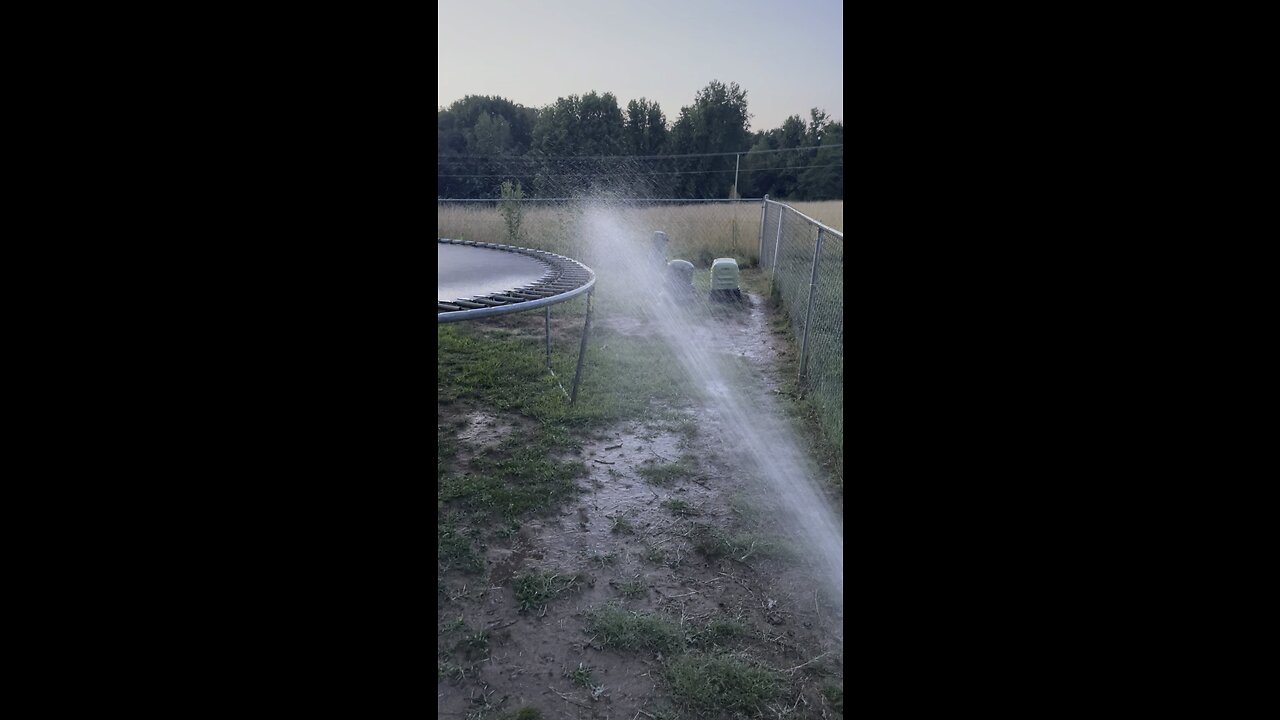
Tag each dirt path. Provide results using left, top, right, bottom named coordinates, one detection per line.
left=439, top=290, right=844, bottom=719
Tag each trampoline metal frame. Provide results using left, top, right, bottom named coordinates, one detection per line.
left=437, top=239, right=596, bottom=404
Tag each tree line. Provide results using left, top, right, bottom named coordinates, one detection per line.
left=437, top=80, right=842, bottom=201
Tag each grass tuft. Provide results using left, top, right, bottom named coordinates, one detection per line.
left=438, top=518, right=484, bottom=574
left=822, top=681, right=844, bottom=714
left=513, top=571, right=581, bottom=613
left=566, top=661, right=594, bottom=688
left=663, top=652, right=783, bottom=716
left=616, top=576, right=646, bottom=599
left=689, top=619, right=751, bottom=648
left=637, top=453, right=700, bottom=486
left=662, top=498, right=701, bottom=516
left=586, top=605, right=683, bottom=655
left=590, top=551, right=618, bottom=569
left=691, top=525, right=790, bottom=562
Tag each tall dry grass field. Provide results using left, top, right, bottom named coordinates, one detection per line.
left=788, top=201, right=843, bottom=234
left=438, top=200, right=843, bottom=268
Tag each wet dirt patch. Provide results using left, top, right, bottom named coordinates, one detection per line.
left=457, top=410, right=524, bottom=450
left=441, top=436, right=842, bottom=716
left=439, top=290, right=844, bottom=719
left=598, top=313, right=649, bottom=338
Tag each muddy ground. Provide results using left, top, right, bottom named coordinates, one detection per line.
left=439, top=285, right=844, bottom=719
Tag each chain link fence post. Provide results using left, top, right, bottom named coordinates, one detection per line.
left=758, top=195, right=768, bottom=266
left=769, top=200, right=785, bottom=298
left=798, top=227, right=825, bottom=384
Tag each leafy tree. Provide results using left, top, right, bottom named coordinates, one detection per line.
left=798, top=117, right=842, bottom=200
left=737, top=110, right=842, bottom=200
left=531, top=91, right=625, bottom=157
left=437, top=95, right=538, bottom=197
left=624, top=98, right=668, bottom=155
left=437, top=95, right=536, bottom=155
left=469, top=112, right=513, bottom=156
left=767, top=115, right=808, bottom=199
left=435, top=84, right=840, bottom=200
left=668, top=80, right=752, bottom=198
left=737, top=131, right=777, bottom=198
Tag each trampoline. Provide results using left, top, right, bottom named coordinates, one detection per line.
left=437, top=238, right=597, bottom=401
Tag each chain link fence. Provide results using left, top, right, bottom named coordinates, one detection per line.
left=437, top=198, right=764, bottom=269
left=760, top=198, right=843, bottom=453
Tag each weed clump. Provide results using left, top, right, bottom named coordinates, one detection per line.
left=662, top=498, right=701, bottom=516
left=691, top=524, right=789, bottom=563
left=586, top=605, right=683, bottom=655
left=637, top=453, right=699, bottom=486
left=513, top=571, right=580, bottom=613
left=664, top=653, right=783, bottom=716
left=616, top=576, right=646, bottom=599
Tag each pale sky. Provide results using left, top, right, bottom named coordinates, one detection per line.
left=437, top=0, right=843, bottom=133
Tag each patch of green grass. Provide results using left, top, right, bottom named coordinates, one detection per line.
left=504, top=710, right=542, bottom=720
left=513, top=571, right=581, bottom=613
left=609, top=514, right=635, bottom=534
left=437, top=659, right=471, bottom=685
left=439, top=441, right=585, bottom=520
left=440, top=619, right=492, bottom=659
left=689, top=619, right=751, bottom=648
left=651, top=407, right=699, bottom=438
left=438, top=322, right=692, bottom=428
left=663, top=653, right=783, bottom=716
left=751, top=272, right=844, bottom=490
left=637, top=453, right=699, bottom=486
left=566, top=661, right=594, bottom=688
left=463, top=630, right=490, bottom=657
left=692, top=525, right=789, bottom=563
left=437, top=322, right=701, bottom=572
left=822, top=681, right=844, bottom=714
left=494, top=518, right=521, bottom=539
left=590, top=551, right=618, bottom=569
left=728, top=494, right=759, bottom=522
left=644, top=544, right=666, bottom=565
left=616, top=576, right=646, bottom=599
left=672, top=417, right=699, bottom=439
left=586, top=605, right=683, bottom=655
left=439, top=517, right=484, bottom=574
left=662, top=498, right=701, bottom=516
left=438, top=427, right=458, bottom=479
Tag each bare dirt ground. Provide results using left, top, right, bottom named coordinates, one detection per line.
left=439, top=289, right=844, bottom=719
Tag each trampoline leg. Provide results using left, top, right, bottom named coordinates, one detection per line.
left=545, top=307, right=552, bottom=369
left=570, top=290, right=594, bottom=405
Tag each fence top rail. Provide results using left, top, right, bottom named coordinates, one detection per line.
left=438, top=197, right=765, bottom=203
left=764, top=199, right=844, bottom=239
